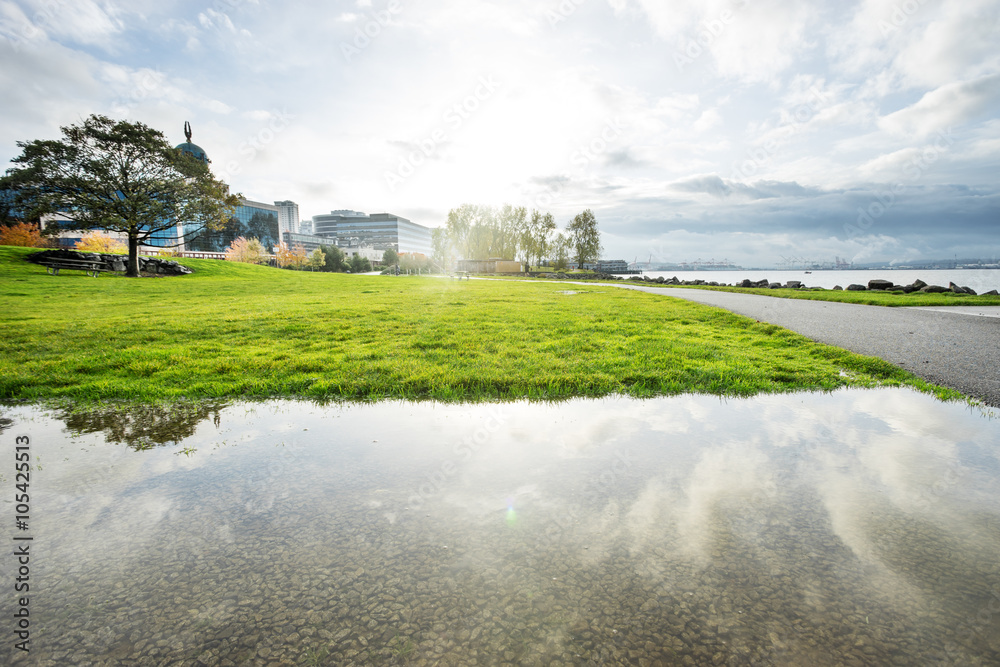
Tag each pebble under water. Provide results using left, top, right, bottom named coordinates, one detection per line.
left=2, top=388, right=999, bottom=666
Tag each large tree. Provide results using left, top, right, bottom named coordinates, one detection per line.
left=381, top=247, right=399, bottom=267
left=566, top=209, right=603, bottom=269
left=0, top=114, right=240, bottom=277
left=523, top=209, right=556, bottom=270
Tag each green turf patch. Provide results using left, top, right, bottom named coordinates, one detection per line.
left=642, top=283, right=1000, bottom=307
left=0, top=245, right=964, bottom=403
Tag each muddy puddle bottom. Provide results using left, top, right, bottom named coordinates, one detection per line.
left=2, top=389, right=999, bottom=665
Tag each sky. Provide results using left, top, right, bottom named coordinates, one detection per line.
left=0, top=0, right=998, bottom=267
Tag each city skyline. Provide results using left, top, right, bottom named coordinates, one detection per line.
left=0, top=0, right=997, bottom=266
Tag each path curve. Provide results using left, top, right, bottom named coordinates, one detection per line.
left=616, top=285, right=1000, bottom=407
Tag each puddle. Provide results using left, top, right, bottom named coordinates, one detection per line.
left=2, top=389, right=999, bottom=665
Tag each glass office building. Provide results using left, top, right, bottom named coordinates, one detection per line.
left=311, top=210, right=432, bottom=255
left=185, top=199, right=280, bottom=253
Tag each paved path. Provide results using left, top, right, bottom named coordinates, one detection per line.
left=617, top=285, right=1000, bottom=406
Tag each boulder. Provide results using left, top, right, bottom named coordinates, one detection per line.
left=949, top=282, right=969, bottom=295
left=902, top=285, right=918, bottom=293
left=846, top=284, right=867, bottom=291
left=655, top=276, right=665, bottom=283
left=910, top=279, right=927, bottom=290
left=920, top=285, right=948, bottom=293
left=962, top=286, right=977, bottom=295
left=832, top=285, right=843, bottom=291
left=983, top=290, right=999, bottom=296
left=740, top=279, right=753, bottom=288
left=785, top=280, right=802, bottom=289
left=868, top=279, right=894, bottom=290
left=768, top=282, right=781, bottom=289
left=754, top=279, right=770, bottom=288
left=891, top=285, right=905, bottom=291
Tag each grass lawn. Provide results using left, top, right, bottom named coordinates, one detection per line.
left=0, top=245, right=962, bottom=403
left=631, top=283, right=1000, bottom=307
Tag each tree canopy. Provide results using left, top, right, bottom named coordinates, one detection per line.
left=567, top=209, right=603, bottom=268
left=0, top=114, right=241, bottom=276
left=441, top=203, right=602, bottom=271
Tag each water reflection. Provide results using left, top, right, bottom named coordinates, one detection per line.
left=54, top=399, right=229, bottom=450
left=1, top=390, right=998, bottom=665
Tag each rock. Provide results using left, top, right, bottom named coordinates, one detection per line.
left=983, top=290, right=999, bottom=296
left=785, top=280, right=802, bottom=289
left=753, top=279, right=769, bottom=288
left=768, top=282, right=781, bottom=289
left=961, top=286, right=977, bottom=295
left=846, top=284, right=867, bottom=291
left=890, top=285, right=905, bottom=291
left=655, top=276, right=665, bottom=283
left=833, top=285, right=843, bottom=291
left=919, top=285, right=948, bottom=293
left=740, top=279, right=753, bottom=288
left=868, top=279, right=893, bottom=290
left=902, top=285, right=918, bottom=293
left=910, top=279, right=927, bottom=289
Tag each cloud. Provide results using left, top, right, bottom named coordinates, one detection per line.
left=628, top=0, right=816, bottom=82
left=670, top=175, right=826, bottom=201
left=879, top=73, right=1000, bottom=138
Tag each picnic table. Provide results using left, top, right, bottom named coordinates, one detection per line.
left=37, top=257, right=113, bottom=277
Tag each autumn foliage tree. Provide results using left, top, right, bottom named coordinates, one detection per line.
left=75, top=230, right=126, bottom=254
left=307, top=248, right=325, bottom=271
left=0, top=222, right=47, bottom=247
left=225, top=236, right=267, bottom=264
left=275, top=241, right=308, bottom=269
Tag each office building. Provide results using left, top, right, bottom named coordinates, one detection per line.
left=185, top=199, right=280, bottom=253
left=274, top=200, right=300, bottom=235
left=311, top=210, right=432, bottom=256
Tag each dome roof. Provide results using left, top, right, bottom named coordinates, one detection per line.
left=175, top=121, right=209, bottom=164
left=175, top=141, right=208, bottom=164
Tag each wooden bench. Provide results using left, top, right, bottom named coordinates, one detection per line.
left=37, top=258, right=113, bottom=277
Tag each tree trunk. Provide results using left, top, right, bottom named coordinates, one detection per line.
left=127, top=230, right=140, bottom=277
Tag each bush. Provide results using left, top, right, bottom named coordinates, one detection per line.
left=0, top=222, right=48, bottom=247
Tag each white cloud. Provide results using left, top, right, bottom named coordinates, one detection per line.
left=879, top=73, right=1000, bottom=137
left=628, top=0, right=816, bottom=82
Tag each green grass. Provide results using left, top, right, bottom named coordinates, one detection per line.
left=0, top=245, right=962, bottom=403
left=637, top=283, right=1000, bottom=307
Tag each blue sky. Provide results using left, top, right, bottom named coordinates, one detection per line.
left=1, top=0, right=998, bottom=265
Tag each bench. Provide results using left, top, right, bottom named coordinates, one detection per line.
left=37, top=258, right=113, bottom=277
left=451, top=271, right=470, bottom=280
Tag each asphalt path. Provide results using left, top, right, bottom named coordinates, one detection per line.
left=616, top=285, right=1000, bottom=407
